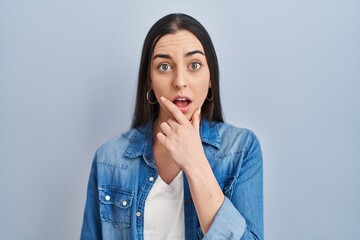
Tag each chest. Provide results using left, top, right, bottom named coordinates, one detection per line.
left=95, top=147, right=240, bottom=239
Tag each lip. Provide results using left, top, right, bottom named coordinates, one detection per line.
left=172, top=95, right=192, bottom=113
left=172, top=95, right=193, bottom=102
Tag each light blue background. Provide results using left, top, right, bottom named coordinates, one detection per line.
left=1, top=0, right=359, bottom=239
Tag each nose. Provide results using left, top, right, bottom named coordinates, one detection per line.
left=173, top=68, right=187, bottom=89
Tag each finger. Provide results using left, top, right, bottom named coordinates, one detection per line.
left=160, top=96, right=188, bottom=125
left=191, top=108, right=201, bottom=133
left=156, top=132, right=167, bottom=146
left=160, top=121, right=172, bottom=136
left=167, top=118, right=179, bottom=130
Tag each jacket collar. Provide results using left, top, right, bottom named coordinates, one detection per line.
left=125, top=118, right=221, bottom=159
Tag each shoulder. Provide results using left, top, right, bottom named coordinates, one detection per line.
left=214, top=121, right=260, bottom=153
left=94, top=127, right=144, bottom=163
left=202, top=120, right=263, bottom=179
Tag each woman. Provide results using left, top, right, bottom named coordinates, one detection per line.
left=81, top=13, right=263, bottom=240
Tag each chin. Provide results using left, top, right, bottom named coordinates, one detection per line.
left=184, top=110, right=195, bottom=121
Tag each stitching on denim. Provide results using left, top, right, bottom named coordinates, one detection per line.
left=208, top=148, right=243, bottom=160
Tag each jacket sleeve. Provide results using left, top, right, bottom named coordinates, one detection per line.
left=203, top=132, right=264, bottom=240
left=80, top=152, right=102, bottom=240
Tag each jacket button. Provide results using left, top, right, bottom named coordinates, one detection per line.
left=136, top=211, right=141, bottom=217
left=105, top=195, right=110, bottom=201
left=122, top=200, right=127, bottom=206
left=149, top=177, right=154, bottom=182
left=187, top=198, right=193, bottom=204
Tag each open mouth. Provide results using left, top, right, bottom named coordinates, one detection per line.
left=172, top=96, right=192, bottom=113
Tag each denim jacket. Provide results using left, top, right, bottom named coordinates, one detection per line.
left=81, top=119, right=263, bottom=239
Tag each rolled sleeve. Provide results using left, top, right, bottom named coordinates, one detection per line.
left=203, top=197, right=246, bottom=239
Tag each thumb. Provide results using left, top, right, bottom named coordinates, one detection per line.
left=191, top=108, right=201, bottom=133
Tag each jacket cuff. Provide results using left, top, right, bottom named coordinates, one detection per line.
left=203, top=197, right=246, bottom=239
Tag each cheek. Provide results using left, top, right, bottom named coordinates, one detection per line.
left=150, top=72, right=162, bottom=93
left=193, top=83, right=210, bottom=106
left=152, top=81, right=166, bottom=95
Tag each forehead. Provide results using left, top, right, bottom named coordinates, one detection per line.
left=153, top=30, right=204, bottom=54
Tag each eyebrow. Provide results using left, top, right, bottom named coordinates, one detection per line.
left=153, top=54, right=171, bottom=60
left=152, top=50, right=205, bottom=60
left=185, top=50, right=205, bottom=57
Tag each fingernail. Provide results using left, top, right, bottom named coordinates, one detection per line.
left=198, top=108, right=201, bottom=115
left=160, top=96, right=165, bottom=101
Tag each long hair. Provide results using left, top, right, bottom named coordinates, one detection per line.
left=131, top=13, right=223, bottom=128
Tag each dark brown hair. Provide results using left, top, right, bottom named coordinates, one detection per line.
left=131, top=13, right=223, bottom=128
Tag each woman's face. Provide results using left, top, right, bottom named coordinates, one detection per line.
left=150, top=30, right=210, bottom=122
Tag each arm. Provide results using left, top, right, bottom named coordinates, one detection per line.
left=184, top=154, right=225, bottom=234
left=80, top=153, right=102, bottom=240
left=204, top=133, right=264, bottom=240
left=156, top=96, right=225, bottom=234
left=156, top=97, right=263, bottom=238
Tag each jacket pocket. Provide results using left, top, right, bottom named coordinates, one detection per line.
left=98, top=186, right=134, bottom=229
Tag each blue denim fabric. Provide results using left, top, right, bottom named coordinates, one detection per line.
left=81, top=119, right=263, bottom=239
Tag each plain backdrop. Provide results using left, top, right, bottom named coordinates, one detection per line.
left=1, top=0, right=359, bottom=239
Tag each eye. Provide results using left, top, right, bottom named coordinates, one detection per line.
left=158, top=63, right=172, bottom=72
left=189, top=61, right=202, bottom=70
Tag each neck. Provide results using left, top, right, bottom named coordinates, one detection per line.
left=152, top=111, right=171, bottom=142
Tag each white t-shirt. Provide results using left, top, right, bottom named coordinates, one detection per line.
left=144, top=171, right=185, bottom=240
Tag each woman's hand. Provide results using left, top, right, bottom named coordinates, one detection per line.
left=157, top=96, right=225, bottom=235
left=156, top=96, right=206, bottom=170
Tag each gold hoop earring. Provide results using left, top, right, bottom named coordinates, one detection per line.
left=206, top=88, right=214, bottom=101
left=146, top=89, right=157, bottom=104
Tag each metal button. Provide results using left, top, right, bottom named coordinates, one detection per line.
left=105, top=195, right=110, bottom=201
left=136, top=211, right=141, bottom=217
left=149, top=177, right=154, bottom=182
left=187, top=198, right=193, bottom=204
left=122, top=200, right=127, bottom=206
